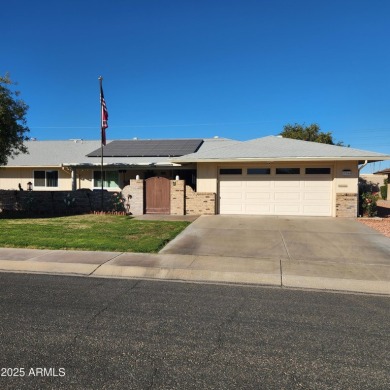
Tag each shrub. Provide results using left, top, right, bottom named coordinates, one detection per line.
left=111, top=192, right=126, bottom=212
left=360, top=192, right=379, bottom=217
left=380, top=185, right=387, bottom=200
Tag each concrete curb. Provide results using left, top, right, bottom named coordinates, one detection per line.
left=283, top=275, right=390, bottom=295
left=93, top=264, right=281, bottom=286
left=0, top=260, right=96, bottom=275
left=0, top=247, right=389, bottom=295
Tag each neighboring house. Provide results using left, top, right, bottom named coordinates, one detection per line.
left=373, top=168, right=390, bottom=197
left=1, top=136, right=389, bottom=217
left=373, top=168, right=390, bottom=179
left=360, top=173, right=387, bottom=192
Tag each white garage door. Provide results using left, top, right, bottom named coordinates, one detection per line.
left=219, top=167, right=333, bottom=216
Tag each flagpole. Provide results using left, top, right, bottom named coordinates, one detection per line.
left=99, top=76, right=104, bottom=211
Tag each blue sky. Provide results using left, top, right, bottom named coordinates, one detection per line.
left=3, top=0, right=390, bottom=172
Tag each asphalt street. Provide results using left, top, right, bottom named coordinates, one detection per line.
left=0, top=273, right=389, bottom=390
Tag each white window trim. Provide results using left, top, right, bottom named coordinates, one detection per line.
left=92, top=170, right=121, bottom=190
left=33, top=170, right=59, bottom=188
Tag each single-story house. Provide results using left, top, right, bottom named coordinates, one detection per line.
left=373, top=168, right=390, bottom=180
left=360, top=173, right=387, bottom=188
left=373, top=168, right=390, bottom=197
left=1, top=136, right=389, bottom=217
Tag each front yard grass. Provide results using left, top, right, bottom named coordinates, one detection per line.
left=0, top=215, right=190, bottom=253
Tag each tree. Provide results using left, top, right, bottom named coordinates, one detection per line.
left=280, top=123, right=345, bottom=146
left=0, top=73, right=29, bottom=166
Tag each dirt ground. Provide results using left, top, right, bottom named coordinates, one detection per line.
left=358, top=200, right=390, bottom=238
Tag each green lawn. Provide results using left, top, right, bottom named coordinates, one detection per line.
left=0, top=215, right=190, bottom=253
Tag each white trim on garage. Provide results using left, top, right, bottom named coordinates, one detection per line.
left=218, top=164, right=334, bottom=216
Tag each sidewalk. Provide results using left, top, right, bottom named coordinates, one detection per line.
left=0, top=247, right=389, bottom=295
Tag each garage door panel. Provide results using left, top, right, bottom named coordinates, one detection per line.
left=303, top=205, right=331, bottom=215
left=274, top=192, right=301, bottom=201
left=246, top=192, right=271, bottom=200
left=220, top=202, right=243, bottom=214
left=246, top=181, right=272, bottom=188
left=304, top=180, right=331, bottom=188
left=274, top=180, right=300, bottom=188
left=245, top=204, right=272, bottom=213
left=245, top=196, right=271, bottom=204
left=304, top=192, right=331, bottom=200
left=275, top=204, right=301, bottom=213
left=304, top=183, right=331, bottom=190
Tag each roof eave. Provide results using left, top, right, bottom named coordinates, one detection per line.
left=61, top=162, right=182, bottom=168
left=173, top=156, right=390, bottom=163
left=1, top=165, right=63, bottom=168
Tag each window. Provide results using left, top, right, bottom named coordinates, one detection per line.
left=34, top=171, right=46, bottom=187
left=247, top=168, right=270, bottom=175
left=34, top=170, right=58, bottom=187
left=305, top=168, right=331, bottom=174
left=46, top=171, right=58, bottom=187
left=94, top=171, right=119, bottom=188
left=276, top=168, right=300, bottom=174
left=219, top=169, right=242, bottom=175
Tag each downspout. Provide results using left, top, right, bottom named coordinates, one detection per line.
left=358, top=160, right=368, bottom=173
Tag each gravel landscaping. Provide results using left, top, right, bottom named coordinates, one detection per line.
left=358, top=200, right=390, bottom=238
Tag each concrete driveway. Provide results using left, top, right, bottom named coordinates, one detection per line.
left=160, top=215, right=390, bottom=265
left=0, top=215, right=389, bottom=294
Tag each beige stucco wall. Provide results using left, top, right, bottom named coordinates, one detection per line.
left=333, top=161, right=359, bottom=194
left=0, top=167, right=128, bottom=192
left=196, top=163, right=218, bottom=192
left=0, top=167, right=72, bottom=191
left=77, top=169, right=93, bottom=190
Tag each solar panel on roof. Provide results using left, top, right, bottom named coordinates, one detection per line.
left=87, top=139, right=204, bottom=157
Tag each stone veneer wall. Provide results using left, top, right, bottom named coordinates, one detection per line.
left=336, top=193, right=358, bottom=218
left=122, top=180, right=144, bottom=215
left=123, top=180, right=216, bottom=216
left=185, top=185, right=216, bottom=215
left=170, top=180, right=185, bottom=215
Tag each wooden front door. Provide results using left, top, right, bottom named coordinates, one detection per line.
left=145, top=177, right=171, bottom=214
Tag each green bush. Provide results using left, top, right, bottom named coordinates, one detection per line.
left=111, top=192, right=126, bottom=212
left=380, top=185, right=387, bottom=200
left=360, top=192, right=379, bottom=217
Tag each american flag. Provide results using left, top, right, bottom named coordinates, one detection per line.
left=100, top=83, right=109, bottom=146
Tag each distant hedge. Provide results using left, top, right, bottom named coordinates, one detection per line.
left=380, top=185, right=387, bottom=200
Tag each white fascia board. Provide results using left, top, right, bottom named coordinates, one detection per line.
left=155, top=162, right=182, bottom=166
left=174, top=156, right=390, bottom=163
left=3, top=165, right=62, bottom=168
left=62, top=162, right=182, bottom=167
left=236, top=156, right=390, bottom=162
